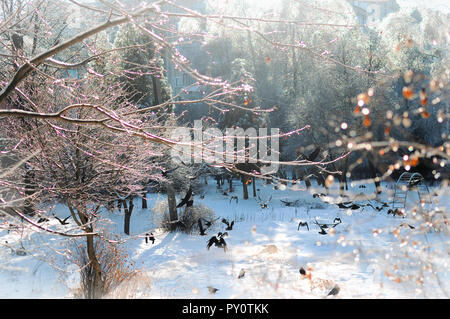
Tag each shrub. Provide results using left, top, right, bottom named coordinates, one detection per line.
left=70, top=238, right=137, bottom=299
left=153, top=199, right=216, bottom=234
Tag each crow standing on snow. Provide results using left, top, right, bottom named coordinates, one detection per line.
left=207, top=286, right=219, bottom=294
left=145, top=233, right=155, bottom=244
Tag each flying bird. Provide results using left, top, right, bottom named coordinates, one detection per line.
left=364, top=203, right=383, bottom=211
left=281, top=199, right=300, bottom=207
left=336, top=203, right=361, bottom=210
left=257, top=195, right=272, bottom=209
left=54, top=215, right=70, bottom=225
left=238, top=269, right=245, bottom=279
left=221, top=218, right=234, bottom=231
left=207, top=233, right=228, bottom=252
left=202, top=217, right=219, bottom=228
left=37, top=217, right=49, bottom=223
left=177, top=186, right=193, bottom=208
left=297, top=221, right=309, bottom=231
left=337, top=203, right=347, bottom=209
left=327, top=285, right=340, bottom=296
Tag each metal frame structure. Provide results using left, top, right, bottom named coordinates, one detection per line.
left=392, top=172, right=431, bottom=209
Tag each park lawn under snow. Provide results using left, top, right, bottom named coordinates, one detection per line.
left=0, top=177, right=448, bottom=299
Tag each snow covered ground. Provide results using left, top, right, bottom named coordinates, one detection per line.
left=0, top=178, right=448, bottom=299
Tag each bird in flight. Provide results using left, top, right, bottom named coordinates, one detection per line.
left=53, top=215, right=70, bottom=225
left=177, top=186, right=193, bottom=208
left=297, top=221, right=309, bottom=231
left=207, top=232, right=228, bottom=252
left=221, top=218, right=234, bottom=231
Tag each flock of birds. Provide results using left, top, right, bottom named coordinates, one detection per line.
left=29, top=178, right=417, bottom=298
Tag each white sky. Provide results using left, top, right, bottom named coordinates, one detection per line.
left=397, top=0, right=450, bottom=13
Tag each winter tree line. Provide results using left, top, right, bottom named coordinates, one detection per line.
left=0, top=0, right=448, bottom=298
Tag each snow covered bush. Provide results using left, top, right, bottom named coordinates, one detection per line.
left=153, top=199, right=216, bottom=234
left=177, top=205, right=217, bottom=234
left=71, top=239, right=137, bottom=299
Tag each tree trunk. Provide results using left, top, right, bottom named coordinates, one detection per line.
left=368, top=158, right=382, bottom=195
left=141, top=189, right=148, bottom=209
left=228, top=176, right=233, bottom=192
left=85, top=233, right=104, bottom=299
left=252, top=176, right=256, bottom=197
left=242, top=175, right=249, bottom=200
left=166, top=184, right=178, bottom=221
left=123, top=198, right=134, bottom=235
left=75, top=204, right=103, bottom=299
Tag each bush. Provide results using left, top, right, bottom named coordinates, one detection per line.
left=153, top=199, right=216, bottom=234
left=70, top=238, right=137, bottom=299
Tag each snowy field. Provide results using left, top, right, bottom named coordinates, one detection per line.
left=0, top=178, right=448, bottom=299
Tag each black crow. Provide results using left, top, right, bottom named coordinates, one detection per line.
left=177, top=186, right=193, bottom=208
left=299, top=267, right=306, bottom=276
left=37, top=217, right=49, bottom=223
left=221, top=218, right=234, bottom=231
left=207, top=233, right=227, bottom=252
left=54, top=215, right=70, bottom=225
left=257, top=195, right=272, bottom=209
left=230, top=196, right=239, bottom=204
left=297, top=221, right=309, bottom=231
left=161, top=167, right=179, bottom=177
left=207, top=286, right=219, bottom=294
left=145, top=233, right=155, bottom=244
left=388, top=209, right=405, bottom=217
left=202, top=217, right=219, bottom=228
left=327, top=285, right=340, bottom=296
left=281, top=199, right=300, bottom=207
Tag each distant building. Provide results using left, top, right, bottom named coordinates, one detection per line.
left=347, top=0, right=399, bottom=26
